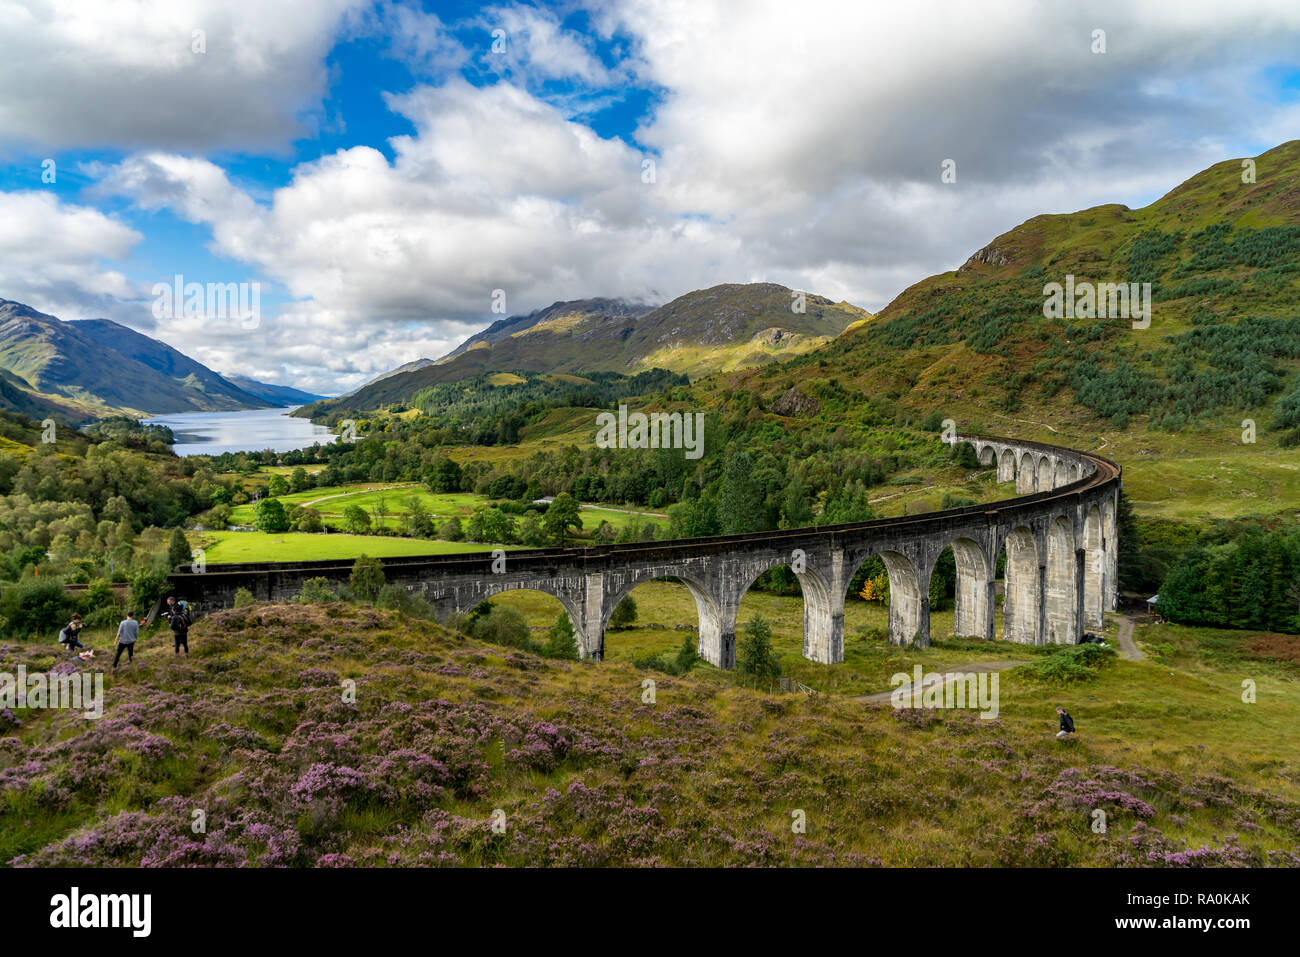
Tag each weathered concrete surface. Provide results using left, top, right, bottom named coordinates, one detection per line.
left=169, top=434, right=1121, bottom=668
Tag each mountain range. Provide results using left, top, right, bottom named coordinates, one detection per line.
left=0, top=300, right=320, bottom=422
left=310, top=139, right=1300, bottom=519
left=307, top=283, right=870, bottom=417
left=8, top=140, right=1300, bottom=442
left=221, top=375, right=327, bottom=407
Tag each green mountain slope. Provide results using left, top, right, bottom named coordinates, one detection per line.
left=794, top=140, right=1300, bottom=434
left=680, top=143, right=1300, bottom=448
left=309, top=284, right=868, bottom=416
left=0, top=366, right=84, bottom=422
left=0, top=300, right=271, bottom=420
left=441, top=297, right=656, bottom=361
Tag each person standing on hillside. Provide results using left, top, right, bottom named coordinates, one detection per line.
left=113, top=611, right=139, bottom=668
left=1056, top=706, right=1075, bottom=739
left=166, top=599, right=190, bottom=655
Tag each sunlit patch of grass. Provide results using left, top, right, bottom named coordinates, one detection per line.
left=196, top=531, right=501, bottom=562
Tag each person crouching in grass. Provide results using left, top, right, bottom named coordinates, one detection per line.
left=58, top=614, right=87, bottom=655
left=1056, top=706, right=1075, bottom=739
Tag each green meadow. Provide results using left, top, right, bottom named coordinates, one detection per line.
left=195, top=530, right=503, bottom=563
left=227, top=481, right=668, bottom=536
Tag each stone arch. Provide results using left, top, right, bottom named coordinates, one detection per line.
left=604, top=571, right=722, bottom=666
left=977, top=443, right=996, bottom=467
left=1044, top=516, right=1079, bottom=644
left=1083, top=505, right=1105, bottom=629
left=948, top=537, right=994, bottom=638
left=1053, top=459, right=1070, bottom=488
left=735, top=559, right=836, bottom=665
left=468, top=582, right=591, bottom=657
left=860, top=549, right=925, bottom=646
left=1017, top=451, right=1037, bottom=493
left=1036, top=456, right=1054, bottom=492
left=997, top=448, right=1017, bottom=483
left=1000, top=526, right=1040, bottom=644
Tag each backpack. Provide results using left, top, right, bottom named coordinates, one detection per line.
left=57, top=627, right=69, bottom=645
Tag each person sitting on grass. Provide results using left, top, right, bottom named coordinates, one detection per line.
left=1056, top=706, right=1075, bottom=739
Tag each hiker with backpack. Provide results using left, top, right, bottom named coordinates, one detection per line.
left=58, top=614, right=86, bottom=655
left=164, top=596, right=191, bottom=655
left=113, top=611, right=138, bottom=668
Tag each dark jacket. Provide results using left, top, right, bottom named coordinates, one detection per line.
left=1059, top=711, right=1075, bottom=733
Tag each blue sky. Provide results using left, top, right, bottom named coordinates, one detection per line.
left=1, top=0, right=1298, bottom=394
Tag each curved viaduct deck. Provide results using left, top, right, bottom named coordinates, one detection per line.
left=169, top=434, right=1121, bottom=669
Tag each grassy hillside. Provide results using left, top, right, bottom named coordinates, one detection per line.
left=678, top=143, right=1300, bottom=527
left=0, top=367, right=87, bottom=423
left=440, top=297, right=656, bottom=361
left=3, top=601, right=1297, bottom=866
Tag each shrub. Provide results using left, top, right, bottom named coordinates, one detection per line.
left=0, top=577, right=73, bottom=639
left=254, top=498, right=290, bottom=533
left=128, top=567, right=169, bottom=619
left=349, top=556, right=385, bottom=602
left=1015, top=643, right=1118, bottom=683
left=673, top=634, right=699, bottom=673
left=737, top=613, right=781, bottom=682
left=201, top=503, right=233, bottom=529
left=296, top=508, right=323, bottom=533
left=632, top=635, right=699, bottom=675
left=540, top=613, right=579, bottom=660
left=609, top=595, right=637, bottom=629
left=75, top=578, right=117, bottom=616
left=167, top=527, right=192, bottom=569
left=233, top=587, right=256, bottom=609
left=950, top=441, right=981, bottom=469
left=341, top=504, right=371, bottom=536
left=80, top=604, right=123, bottom=630
left=294, top=577, right=337, bottom=604
left=375, top=583, right=437, bottom=620
left=470, top=605, right=531, bottom=650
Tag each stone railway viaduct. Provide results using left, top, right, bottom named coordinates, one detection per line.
left=168, top=435, right=1121, bottom=669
